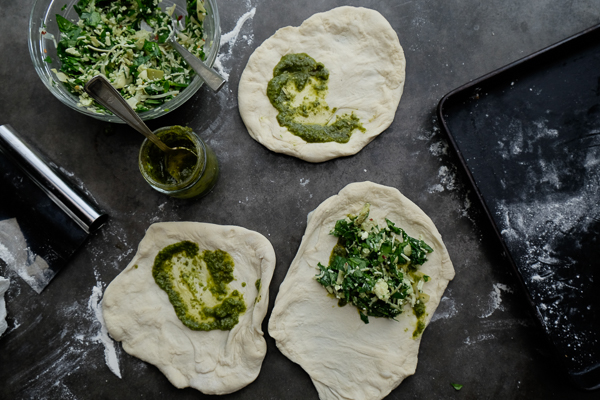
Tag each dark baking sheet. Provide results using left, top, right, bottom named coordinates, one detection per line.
left=437, top=24, right=600, bottom=390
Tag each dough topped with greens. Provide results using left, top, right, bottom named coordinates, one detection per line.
left=269, top=182, right=455, bottom=400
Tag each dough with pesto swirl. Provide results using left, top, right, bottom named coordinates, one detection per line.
left=102, top=222, right=276, bottom=395
left=238, top=7, right=405, bottom=162
left=268, top=182, right=455, bottom=400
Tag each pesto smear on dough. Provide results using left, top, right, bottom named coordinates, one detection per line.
left=267, top=53, right=365, bottom=143
left=153, top=241, right=246, bottom=331
left=314, top=204, right=433, bottom=335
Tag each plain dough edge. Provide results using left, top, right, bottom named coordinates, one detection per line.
left=238, top=6, right=406, bottom=163
left=103, top=221, right=276, bottom=395
left=268, top=182, right=454, bottom=400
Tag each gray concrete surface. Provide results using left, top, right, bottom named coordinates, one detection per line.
left=1, top=0, right=600, bottom=399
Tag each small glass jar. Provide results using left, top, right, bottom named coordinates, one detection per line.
left=138, top=126, right=219, bottom=199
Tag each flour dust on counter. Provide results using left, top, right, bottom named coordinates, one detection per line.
left=214, top=5, right=256, bottom=81
left=2, top=279, right=123, bottom=398
left=420, top=116, right=474, bottom=220
left=479, top=282, right=513, bottom=319
left=182, top=2, right=256, bottom=165
left=429, top=288, right=458, bottom=323
left=88, top=280, right=122, bottom=378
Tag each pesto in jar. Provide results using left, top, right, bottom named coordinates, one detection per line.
left=141, top=126, right=199, bottom=185
left=152, top=241, right=246, bottom=331
left=138, top=125, right=219, bottom=199
left=267, top=53, right=365, bottom=143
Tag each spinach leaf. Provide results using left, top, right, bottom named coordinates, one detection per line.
left=142, top=40, right=161, bottom=58
left=56, top=14, right=77, bottom=33
left=81, top=11, right=101, bottom=27
left=73, top=0, right=92, bottom=16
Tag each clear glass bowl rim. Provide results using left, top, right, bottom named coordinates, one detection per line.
left=27, top=0, right=221, bottom=122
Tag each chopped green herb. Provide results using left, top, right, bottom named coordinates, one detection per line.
left=44, top=56, right=53, bottom=63
left=53, top=0, right=208, bottom=114
left=314, top=203, right=434, bottom=325
left=450, top=383, right=463, bottom=391
left=61, top=4, right=67, bottom=11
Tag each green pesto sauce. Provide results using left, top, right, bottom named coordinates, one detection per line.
left=329, top=241, right=348, bottom=265
left=412, top=301, right=427, bottom=338
left=142, top=126, right=199, bottom=185
left=413, top=319, right=426, bottom=338
left=152, top=241, right=246, bottom=331
left=267, top=53, right=365, bottom=143
left=254, top=279, right=262, bottom=304
left=413, top=301, right=426, bottom=319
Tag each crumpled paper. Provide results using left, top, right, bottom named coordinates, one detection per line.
left=0, top=276, right=9, bottom=336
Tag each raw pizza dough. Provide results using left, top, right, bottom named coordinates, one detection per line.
left=238, top=7, right=405, bottom=162
left=102, top=222, right=276, bottom=395
left=268, top=182, right=455, bottom=400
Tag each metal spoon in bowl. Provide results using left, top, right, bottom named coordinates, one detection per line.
left=84, top=75, right=197, bottom=183
left=142, top=19, right=225, bottom=92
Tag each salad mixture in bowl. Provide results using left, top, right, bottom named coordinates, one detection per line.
left=29, top=0, right=220, bottom=122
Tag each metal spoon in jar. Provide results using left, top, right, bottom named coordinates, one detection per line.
left=142, top=19, right=225, bottom=92
left=84, top=75, right=197, bottom=183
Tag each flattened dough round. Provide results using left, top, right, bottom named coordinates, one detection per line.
left=268, top=182, right=455, bottom=400
left=103, top=222, right=276, bottom=395
left=238, top=7, right=405, bottom=162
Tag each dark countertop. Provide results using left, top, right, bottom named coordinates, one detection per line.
left=1, top=1, right=599, bottom=399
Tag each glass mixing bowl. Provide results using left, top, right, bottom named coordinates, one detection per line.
left=28, top=0, right=220, bottom=122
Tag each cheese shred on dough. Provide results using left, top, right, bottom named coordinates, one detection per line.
left=238, top=7, right=406, bottom=162
left=269, top=182, right=455, bottom=400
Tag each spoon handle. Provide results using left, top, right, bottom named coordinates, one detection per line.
left=84, top=75, right=171, bottom=153
left=168, top=39, right=226, bottom=92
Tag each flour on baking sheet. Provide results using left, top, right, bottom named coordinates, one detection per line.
left=494, top=118, right=600, bottom=370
